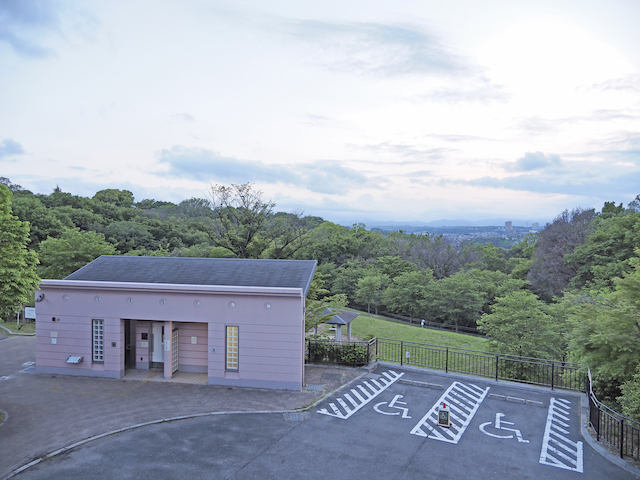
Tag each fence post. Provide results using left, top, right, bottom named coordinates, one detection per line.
left=596, top=404, right=600, bottom=442
left=400, top=341, right=404, bottom=366
left=551, top=363, right=554, bottom=390
left=445, top=347, right=449, bottom=373
left=495, top=355, right=499, bottom=382
left=620, top=419, right=624, bottom=458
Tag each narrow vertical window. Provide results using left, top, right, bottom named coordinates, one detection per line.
left=226, top=325, right=238, bottom=371
left=92, top=319, right=104, bottom=362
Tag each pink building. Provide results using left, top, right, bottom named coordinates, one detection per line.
left=35, top=256, right=316, bottom=390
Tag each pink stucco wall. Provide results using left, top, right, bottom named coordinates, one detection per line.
left=176, top=322, right=208, bottom=373
left=35, top=281, right=306, bottom=390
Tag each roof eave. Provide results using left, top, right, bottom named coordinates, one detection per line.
left=39, top=279, right=304, bottom=297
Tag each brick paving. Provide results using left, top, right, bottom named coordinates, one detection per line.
left=0, top=336, right=365, bottom=479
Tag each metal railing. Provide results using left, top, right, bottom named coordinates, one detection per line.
left=588, top=370, right=640, bottom=461
left=373, top=337, right=585, bottom=391
left=307, top=337, right=584, bottom=391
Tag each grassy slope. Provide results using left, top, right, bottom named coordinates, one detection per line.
left=0, top=320, right=35, bottom=334
left=349, top=311, right=489, bottom=352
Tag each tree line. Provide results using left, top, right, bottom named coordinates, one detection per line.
left=1, top=176, right=640, bottom=419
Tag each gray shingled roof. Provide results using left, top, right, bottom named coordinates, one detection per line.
left=322, top=308, right=360, bottom=325
left=65, top=256, right=317, bottom=296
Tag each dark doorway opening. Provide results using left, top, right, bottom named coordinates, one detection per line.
left=124, top=319, right=136, bottom=369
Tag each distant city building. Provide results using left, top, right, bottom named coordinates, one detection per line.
left=532, top=222, right=539, bottom=231
left=505, top=221, right=513, bottom=232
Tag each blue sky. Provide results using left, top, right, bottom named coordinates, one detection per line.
left=1, top=0, right=639, bottom=225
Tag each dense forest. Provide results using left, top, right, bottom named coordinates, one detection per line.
left=2, top=176, right=640, bottom=418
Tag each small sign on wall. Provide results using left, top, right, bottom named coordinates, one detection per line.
left=191, top=336, right=197, bottom=345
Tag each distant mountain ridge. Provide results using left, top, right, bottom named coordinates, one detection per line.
left=342, top=218, right=546, bottom=229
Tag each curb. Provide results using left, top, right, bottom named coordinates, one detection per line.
left=580, top=395, right=640, bottom=478
left=3, top=366, right=371, bottom=480
left=3, top=409, right=293, bottom=480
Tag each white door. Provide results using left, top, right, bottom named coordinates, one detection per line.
left=151, top=323, right=164, bottom=364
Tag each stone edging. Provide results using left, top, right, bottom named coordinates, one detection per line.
left=0, top=325, right=34, bottom=336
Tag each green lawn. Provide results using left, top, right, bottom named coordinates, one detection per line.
left=0, top=320, right=35, bottom=334
left=349, top=311, right=489, bottom=352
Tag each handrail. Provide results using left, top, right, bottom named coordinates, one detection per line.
left=374, top=337, right=579, bottom=365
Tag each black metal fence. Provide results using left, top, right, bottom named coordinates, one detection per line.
left=373, top=337, right=585, bottom=391
left=307, top=337, right=585, bottom=391
left=587, top=370, right=640, bottom=461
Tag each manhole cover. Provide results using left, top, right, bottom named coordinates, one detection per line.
left=306, top=384, right=323, bottom=391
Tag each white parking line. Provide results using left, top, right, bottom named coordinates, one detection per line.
left=539, top=397, right=583, bottom=473
left=410, top=381, right=490, bottom=444
left=317, top=370, right=404, bottom=419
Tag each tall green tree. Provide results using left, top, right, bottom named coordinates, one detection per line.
left=424, top=273, right=485, bottom=332
left=383, top=270, right=432, bottom=323
left=408, top=233, right=479, bottom=279
left=38, top=228, right=116, bottom=279
left=620, top=364, right=640, bottom=421
left=262, top=212, right=320, bottom=259
left=11, top=195, right=68, bottom=247
left=527, top=208, right=595, bottom=301
left=372, top=255, right=416, bottom=279
left=207, top=183, right=274, bottom=258
left=103, top=221, right=158, bottom=253
left=0, top=185, right=39, bottom=319
left=355, top=274, right=388, bottom=314
left=566, top=255, right=640, bottom=403
left=567, top=210, right=640, bottom=292
left=92, top=189, right=135, bottom=208
left=331, top=259, right=366, bottom=303
left=304, top=272, right=347, bottom=333
left=478, top=290, right=567, bottom=359
left=478, top=244, right=508, bottom=272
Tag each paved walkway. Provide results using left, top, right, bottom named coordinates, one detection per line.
left=0, top=336, right=365, bottom=479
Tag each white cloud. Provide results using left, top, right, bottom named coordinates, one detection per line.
left=157, top=146, right=372, bottom=195
left=0, top=138, right=25, bottom=157
left=2, top=0, right=640, bottom=224
left=505, top=152, right=562, bottom=172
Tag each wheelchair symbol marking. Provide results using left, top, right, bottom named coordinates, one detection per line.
left=374, top=394, right=411, bottom=418
left=479, top=413, right=529, bottom=443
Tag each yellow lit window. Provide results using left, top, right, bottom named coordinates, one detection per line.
left=226, top=326, right=238, bottom=371
left=92, top=319, right=104, bottom=362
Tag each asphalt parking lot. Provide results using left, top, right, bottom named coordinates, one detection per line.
left=11, top=365, right=640, bottom=480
